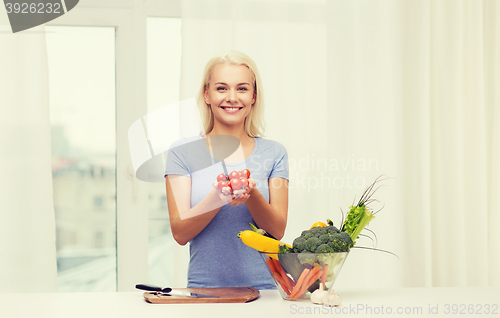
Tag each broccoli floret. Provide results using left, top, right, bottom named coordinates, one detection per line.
left=317, top=252, right=348, bottom=281
left=325, top=225, right=340, bottom=234
left=301, top=231, right=315, bottom=240
left=315, top=243, right=334, bottom=253
left=297, top=253, right=318, bottom=266
left=278, top=242, right=293, bottom=254
left=304, top=237, right=321, bottom=252
left=310, top=226, right=328, bottom=235
left=292, top=237, right=307, bottom=253
left=327, top=232, right=354, bottom=252
left=318, top=234, right=330, bottom=244
left=301, top=227, right=326, bottom=240
left=340, top=231, right=354, bottom=248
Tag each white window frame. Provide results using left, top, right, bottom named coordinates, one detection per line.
left=47, top=0, right=181, bottom=291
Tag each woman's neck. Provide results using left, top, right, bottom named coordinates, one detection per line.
left=208, top=123, right=252, bottom=144
left=207, top=123, right=255, bottom=162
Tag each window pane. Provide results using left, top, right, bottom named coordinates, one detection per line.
left=46, top=26, right=117, bottom=292
left=146, top=17, right=181, bottom=286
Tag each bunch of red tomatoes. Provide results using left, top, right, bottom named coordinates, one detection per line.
left=214, top=169, right=251, bottom=196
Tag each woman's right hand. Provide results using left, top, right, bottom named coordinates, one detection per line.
left=212, top=181, right=233, bottom=204
left=212, top=181, right=249, bottom=205
left=167, top=175, right=224, bottom=245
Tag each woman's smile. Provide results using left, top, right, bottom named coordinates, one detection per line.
left=220, top=106, right=244, bottom=114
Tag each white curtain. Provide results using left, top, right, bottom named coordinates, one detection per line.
left=0, top=15, right=58, bottom=291
left=179, top=0, right=500, bottom=288
left=396, top=0, right=500, bottom=288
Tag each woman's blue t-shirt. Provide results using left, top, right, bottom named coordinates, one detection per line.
left=164, top=136, right=289, bottom=289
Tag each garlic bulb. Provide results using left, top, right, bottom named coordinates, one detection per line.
left=310, top=284, right=329, bottom=304
left=324, top=291, right=342, bottom=307
left=310, top=284, right=342, bottom=307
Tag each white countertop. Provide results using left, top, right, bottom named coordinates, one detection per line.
left=1, top=287, right=499, bottom=318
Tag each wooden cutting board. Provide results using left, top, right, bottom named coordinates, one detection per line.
left=143, top=287, right=260, bottom=304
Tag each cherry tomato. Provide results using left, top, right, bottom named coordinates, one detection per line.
left=217, top=181, right=228, bottom=191
left=217, top=174, right=228, bottom=182
left=230, top=178, right=242, bottom=191
left=229, top=171, right=240, bottom=180
left=240, top=177, right=249, bottom=189
left=241, top=169, right=251, bottom=179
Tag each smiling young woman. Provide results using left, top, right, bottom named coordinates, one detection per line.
left=164, top=51, right=289, bottom=289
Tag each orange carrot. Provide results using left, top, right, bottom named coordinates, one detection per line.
left=305, top=265, right=321, bottom=284
left=291, top=271, right=323, bottom=300
left=290, top=268, right=317, bottom=300
left=272, top=258, right=285, bottom=276
left=272, top=258, right=295, bottom=291
left=306, top=269, right=323, bottom=288
left=265, top=257, right=277, bottom=273
left=291, top=266, right=323, bottom=300
left=320, top=264, right=329, bottom=287
left=266, top=257, right=290, bottom=294
left=272, top=272, right=291, bottom=295
left=289, top=268, right=310, bottom=299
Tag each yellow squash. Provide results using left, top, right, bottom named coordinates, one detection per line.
left=237, top=230, right=292, bottom=254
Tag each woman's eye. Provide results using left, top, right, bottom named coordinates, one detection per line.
left=216, top=87, right=248, bottom=91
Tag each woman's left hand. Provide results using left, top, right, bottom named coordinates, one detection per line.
left=228, top=177, right=256, bottom=206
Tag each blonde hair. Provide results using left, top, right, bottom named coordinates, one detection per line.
left=197, top=50, right=265, bottom=137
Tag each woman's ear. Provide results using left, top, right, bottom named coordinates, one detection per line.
left=204, top=89, right=209, bottom=104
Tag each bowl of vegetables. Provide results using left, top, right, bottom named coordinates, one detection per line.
left=261, top=251, right=349, bottom=301
left=239, top=217, right=361, bottom=301
left=238, top=176, right=392, bottom=304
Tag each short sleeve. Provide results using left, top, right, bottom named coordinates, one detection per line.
left=164, top=138, right=190, bottom=178
left=269, top=142, right=289, bottom=180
